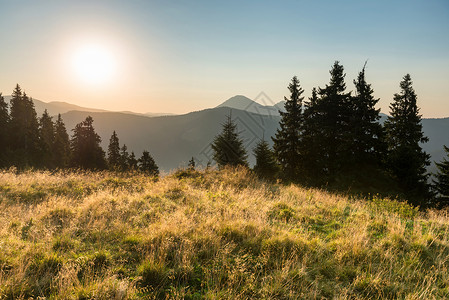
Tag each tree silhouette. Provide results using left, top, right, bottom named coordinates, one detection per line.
left=211, top=112, right=248, bottom=168
left=272, top=76, right=304, bottom=180
left=128, top=151, right=138, bottom=170
left=107, top=131, right=121, bottom=169
left=120, top=144, right=130, bottom=171
left=53, top=114, right=71, bottom=168
left=138, top=150, right=159, bottom=176
left=432, top=145, right=449, bottom=208
left=384, top=74, right=430, bottom=205
left=253, top=138, right=278, bottom=180
left=39, top=109, right=55, bottom=168
left=8, top=85, right=40, bottom=167
left=70, top=116, right=106, bottom=169
left=0, top=93, right=9, bottom=167
left=349, top=64, right=384, bottom=166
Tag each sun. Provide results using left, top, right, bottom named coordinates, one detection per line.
left=71, top=44, right=117, bottom=85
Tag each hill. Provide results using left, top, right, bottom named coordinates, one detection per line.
left=0, top=168, right=448, bottom=298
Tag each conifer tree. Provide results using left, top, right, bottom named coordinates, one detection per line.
left=70, top=116, right=106, bottom=169
left=253, top=139, right=278, bottom=180
left=301, top=62, right=352, bottom=184
left=350, top=64, right=384, bottom=166
left=107, top=131, right=121, bottom=169
left=432, top=145, right=449, bottom=208
left=120, top=144, right=130, bottom=171
left=0, top=93, right=9, bottom=167
left=128, top=151, right=138, bottom=170
left=384, top=74, right=430, bottom=205
left=138, top=150, right=159, bottom=176
left=211, top=112, right=248, bottom=168
left=272, top=76, right=304, bottom=180
left=9, top=85, right=40, bottom=167
left=39, top=109, right=55, bottom=168
left=53, top=114, right=71, bottom=168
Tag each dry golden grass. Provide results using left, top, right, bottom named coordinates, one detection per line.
left=0, top=166, right=448, bottom=299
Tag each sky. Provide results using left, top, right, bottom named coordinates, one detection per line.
left=0, top=0, right=448, bottom=117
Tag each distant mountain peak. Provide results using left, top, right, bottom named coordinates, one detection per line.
left=217, top=95, right=284, bottom=116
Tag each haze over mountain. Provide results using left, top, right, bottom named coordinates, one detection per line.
left=4, top=95, right=448, bottom=173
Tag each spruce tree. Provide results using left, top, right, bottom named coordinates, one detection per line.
left=107, top=131, right=121, bottom=169
left=70, top=116, right=106, bottom=169
left=384, top=74, right=430, bottom=205
left=8, top=85, right=40, bottom=167
left=39, top=109, right=55, bottom=168
left=272, top=76, right=304, bottom=180
left=0, top=93, right=9, bottom=167
left=120, top=144, right=130, bottom=171
left=53, top=114, right=71, bottom=168
left=128, top=151, right=138, bottom=170
left=301, top=62, right=352, bottom=184
left=253, top=139, right=278, bottom=180
left=211, top=112, right=248, bottom=168
left=350, top=64, right=384, bottom=166
left=432, top=145, right=449, bottom=208
left=138, top=150, right=159, bottom=176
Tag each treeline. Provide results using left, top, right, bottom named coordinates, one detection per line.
left=0, top=85, right=159, bottom=175
left=211, top=61, right=449, bottom=208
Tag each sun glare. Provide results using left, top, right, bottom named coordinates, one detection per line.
left=71, top=44, right=117, bottom=85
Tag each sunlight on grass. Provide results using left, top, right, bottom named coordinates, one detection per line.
left=0, top=167, right=448, bottom=299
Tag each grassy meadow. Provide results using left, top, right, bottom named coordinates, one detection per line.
left=0, top=167, right=448, bottom=299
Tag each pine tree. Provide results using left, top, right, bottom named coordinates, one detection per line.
left=384, top=74, right=430, bottom=205
left=120, top=144, right=130, bottom=171
left=107, top=131, right=121, bottom=169
left=53, top=114, right=71, bottom=168
left=70, top=116, right=106, bottom=169
left=432, top=145, right=449, bottom=208
left=301, top=62, right=352, bottom=184
left=128, top=151, right=138, bottom=170
left=349, top=64, right=384, bottom=166
left=253, top=139, right=278, bottom=180
left=272, top=76, right=304, bottom=180
left=39, top=109, right=55, bottom=168
left=138, top=150, right=159, bottom=176
left=0, top=93, right=9, bottom=167
left=8, top=85, right=40, bottom=167
left=211, top=112, right=248, bottom=168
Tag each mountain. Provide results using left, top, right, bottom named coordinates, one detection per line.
left=3, top=95, right=106, bottom=116
left=61, top=107, right=280, bottom=172
left=217, top=95, right=284, bottom=116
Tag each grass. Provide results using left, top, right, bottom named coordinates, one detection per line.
left=0, top=166, right=448, bottom=299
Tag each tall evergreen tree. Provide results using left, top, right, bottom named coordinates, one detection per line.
left=119, top=144, right=130, bottom=171
left=253, top=139, right=278, bottom=180
left=272, top=76, right=304, bottom=180
left=39, top=109, right=55, bottom=168
left=8, top=85, right=40, bottom=167
left=211, top=112, right=248, bottom=168
left=53, top=114, right=71, bottom=168
left=107, top=131, right=121, bottom=169
left=384, top=74, right=430, bottom=205
left=138, top=150, right=159, bottom=176
left=301, top=62, right=352, bottom=184
left=70, top=116, right=106, bottom=169
left=349, top=64, right=384, bottom=166
left=128, top=151, right=138, bottom=170
left=0, top=93, right=9, bottom=167
left=432, top=145, right=449, bottom=208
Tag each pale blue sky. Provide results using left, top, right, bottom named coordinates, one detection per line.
left=0, top=0, right=448, bottom=116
